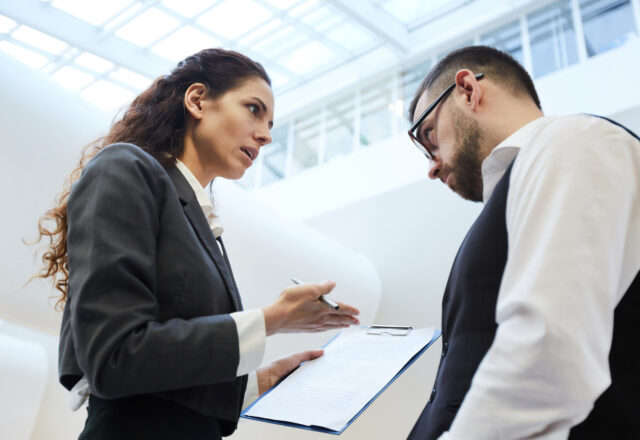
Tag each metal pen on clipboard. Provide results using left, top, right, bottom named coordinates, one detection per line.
left=290, top=277, right=340, bottom=310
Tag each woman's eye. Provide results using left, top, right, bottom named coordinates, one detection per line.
left=247, top=104, right=259, bottom=115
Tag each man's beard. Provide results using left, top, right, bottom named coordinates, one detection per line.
left=447, top=107, right=484, bottom=202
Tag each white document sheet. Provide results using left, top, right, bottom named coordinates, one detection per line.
left=244, top=326, right=437, bottom=432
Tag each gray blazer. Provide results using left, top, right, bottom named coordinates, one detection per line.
left=58, top=143, right=247, bottom=434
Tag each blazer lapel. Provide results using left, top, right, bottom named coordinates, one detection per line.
left=166, top=166, right=241, bottom=311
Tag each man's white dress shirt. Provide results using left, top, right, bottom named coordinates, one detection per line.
left=69, top=159, right=267, bottom=411
left=438, top=114, right=640, bottom=439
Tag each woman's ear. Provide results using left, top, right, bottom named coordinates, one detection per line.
left=184, top=83, right=207, bottom=120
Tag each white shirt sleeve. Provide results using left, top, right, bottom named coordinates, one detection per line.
left=242, top=371, right=260, bottom=410
left=230, top=309, right=266, bottom=376
left=440, top=115, right=640, bottom=439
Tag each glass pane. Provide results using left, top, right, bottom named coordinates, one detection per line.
left=528, top=0, right=579, bottom=78
left=292, top=111, right=321, bottom=173
left=580, top=0, right=637, bottom=56
left=480, top=20, right=524, bottom=66
left=360, top=79, right=393, bottom=146
left=325, top=95, right=355, bottom=162
left=260, top=124, right=289, bottom=186
left=400, top=58, right=433, bottom=126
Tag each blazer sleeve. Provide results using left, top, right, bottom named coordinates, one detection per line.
left=66, top=144, right=240, bottom=399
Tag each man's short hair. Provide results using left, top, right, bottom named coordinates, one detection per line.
left=408, top=45, right=541, bottom=122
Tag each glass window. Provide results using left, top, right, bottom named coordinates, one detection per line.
left=528, top=0, right=579, bottom=78
left=292, top=111, right=321, bottom=173
left=400, top=59, right=433, bottom=127
left=360, top=79, right=393, bottom=146
left=324, top=95, right=355, bottom=162
left=480, top=20, right=524, bottom=66
left=260, top=123, right=289, bottom=186
left=580, top=0, right=638, bottom=56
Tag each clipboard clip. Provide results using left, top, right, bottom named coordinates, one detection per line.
left=366, top=325, right=413, bottom=336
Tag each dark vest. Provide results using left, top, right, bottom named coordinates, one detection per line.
left=408, top=118, right=640, bottom=440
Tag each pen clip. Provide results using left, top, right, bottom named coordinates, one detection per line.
left=366, top=325, right=412, bottom=336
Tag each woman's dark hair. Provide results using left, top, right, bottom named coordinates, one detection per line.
left=34, top=48, right=271, bottom=309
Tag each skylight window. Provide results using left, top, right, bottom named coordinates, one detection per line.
left=160, top=0, right=217, bottom=18
left=151, top=26, right=220, bottom=62
left=0, top=14, right=17, bottom=34
left=326, top=22, right=374, bottom=52
left=281, top=40, right=337, bottom=75
left=11, top=25, right=68, bottom=55
left=51, top=0, right=134, bottom=27
left=0, top=40, right=50, bottom=68
left=110, top=67, right=153, bottom=90
left=115, top=7, right=180, bottom=47
left=263, top=0, right=300, bottom=10
left=51, top=66, right=94, bottom=91
left=197, top=0, right=273, bottom=40
left=74, top=52, right=114, bottom=74
left=376, top=0, right=451, bottom=24
left=81, top=80, right=136, bottom=112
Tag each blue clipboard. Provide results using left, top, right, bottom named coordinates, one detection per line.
left=241, top=327, right=441, bottom=435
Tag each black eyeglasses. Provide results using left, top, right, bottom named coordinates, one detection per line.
left=408, top=73, right=484, bottom=160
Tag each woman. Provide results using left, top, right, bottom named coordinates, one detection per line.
left=35, top=48, right=360, bottom=439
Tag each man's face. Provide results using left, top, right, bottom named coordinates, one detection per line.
left=412, top=89, right=485, bottom=202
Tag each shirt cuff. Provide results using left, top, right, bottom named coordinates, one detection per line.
left=242, top=371, right=259, bottom=411
left=230, top=309, right=266, bottom=376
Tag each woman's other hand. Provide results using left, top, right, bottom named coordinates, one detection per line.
left=257, top=349, right=324, bottom=396
left=262, top=281, right=360, bottom=336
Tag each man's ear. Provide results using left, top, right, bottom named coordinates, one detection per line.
left=454, top=69, right=482, bottom=110
left=184, top=83, right=207, bottom=120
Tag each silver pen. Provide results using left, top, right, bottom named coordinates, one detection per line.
left=290, top=277, right=340, bottom=310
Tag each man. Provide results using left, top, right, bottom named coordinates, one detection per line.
left=406, top=46, right=640, bottom=439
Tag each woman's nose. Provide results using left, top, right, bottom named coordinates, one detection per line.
left=255, top=127, right=272, bottom=146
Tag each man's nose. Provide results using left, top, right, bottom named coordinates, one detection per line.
left=427, top=157, right=441, bottom=180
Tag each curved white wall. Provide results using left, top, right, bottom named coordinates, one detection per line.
left=0, top=54, right=381, bottom=439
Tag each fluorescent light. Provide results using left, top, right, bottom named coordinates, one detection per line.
left=12, top=26, right=68, bottom=55
left=110, top=67, right=153, bottom=90
left=151, top=26, right=220, bottom=62
left=197, top=0, right=273, bottom=40
left=51, top=65, right=95, bottom=91
left=52, top=0, right=134, bottom=26
left=0, top=14, right=17, bottom=33
left=115, top=7, right=180, bottom=47
left=161, top=0, right=217, bottom=18
left=0, top=40, right=50, bottom=69
left=81, top=79, right=136, bottom=112
left=74, top=52, right=114, bottom=73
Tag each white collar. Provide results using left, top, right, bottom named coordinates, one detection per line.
left=481, top=116, right=548, bottom=202
left=174, top=159, right=224, bottom=238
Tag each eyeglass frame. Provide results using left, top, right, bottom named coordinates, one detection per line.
left=408, top=72, right=484, bottom=161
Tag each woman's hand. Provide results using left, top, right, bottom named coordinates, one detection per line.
left=257, top=349, right=324, bottom=396
left=262, top=281, right=360, bottom=336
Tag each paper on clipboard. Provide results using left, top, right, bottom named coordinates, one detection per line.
left=242, top=326, right=440, bottom=434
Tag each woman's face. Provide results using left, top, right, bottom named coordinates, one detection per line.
left=189, top=77, right=274, bottom=182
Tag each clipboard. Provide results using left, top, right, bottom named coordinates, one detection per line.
left=241, top=326, right=441, bottom=435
